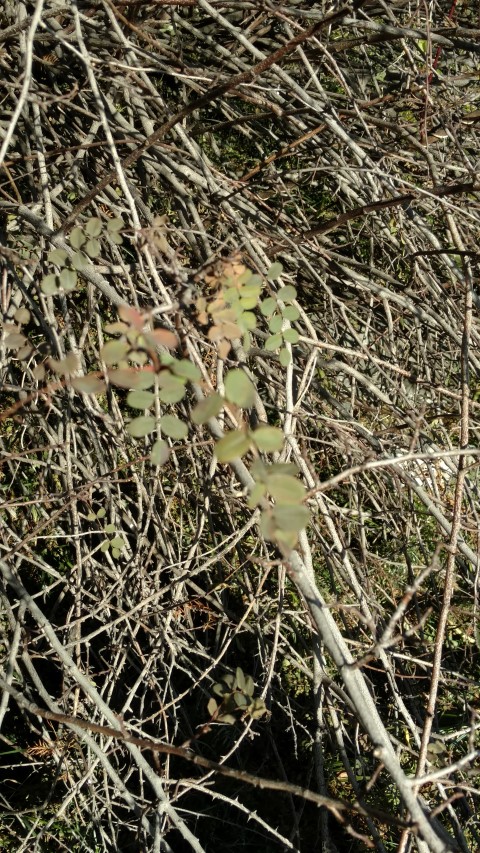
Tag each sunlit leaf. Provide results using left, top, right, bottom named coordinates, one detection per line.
left=100, top=540, right=110, bottom=553
left=59, top=267, right=77, bottom=291
left=264, top=333, right=283, bottom=351
left=85, top=238, right=101, bottom=258
left=104, top=523, right=116, bottom=534
left=267, top=262, right=283, bottom=280
left=84, top=217, right=102, bottom=237
left=41, top=274, right=58, bottom=295
left=282, top=305, right=300, bottom=322
left=252, top=425, right=284, bottom=453
left=110, top=536, right=124, bottom=549
left=150, top=439, right=170, bottom=466
left=278, top=285, right=297, bottom=302
left=101, top=340, right=130, bottom=365
left=215, top=430, right=251, bottom=463
left=126, top=415, right=156, bottom=437
left=273, top=504, right=310, bottom=532
left=157, top=375, right=187, bottom=404
left=279, top=347, right=291, bottom=367
left=260, top=297, right=277, bottom=317
left=207, top=698, right=218, bottom=717
left=160, top=415, right=188, bottom=439
left=224, top=369, right=255, bottom=408
left=126, top=389, right=155, bottom=409
left=48, top=248, right=68, bottom=266
left=71, top=374, right=107, bottom=394
left=283, top=328, right=299, bottom=344
left=267, top=473, right=305, bottom=504
left=191, top=393, right=223, bottom=425
left=69, top=227, right=86, bottom=249
left=107, top=217, right=123, bottom=233
left=247, top=481, right=267, bottom=509
left=71, top=251, right=89, bottom=271
left=171, top=359, right=201, bottom=381
left=268, top=314, right=283, bottom=334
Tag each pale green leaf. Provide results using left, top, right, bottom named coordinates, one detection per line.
left=260, top=297, right=277, bottom=317
left=108, top=368, right=155, bottom=389
left=158, top=383, right=187, bottom=404
left=85, top=238, right=101, bottom=258
left=59, top=267, right=77, bottom=291
left=207, top=697, right=218, bottom=717
left=71, top=251, right=89, bottom=271
left=224, top=369, right=256, bottom=408
left=171, top=359, right=201, bottom=381
left=160, top=415, right=188, bottom=439
left=41, top=274, right=58, bottom=295
left=215, top=430, right=251, bottom=463
left=247, top=481, right=267, bottom=509
left=127, top=416, right=157, bottom=437
left=101, top=339, right=130, bottom=365
left=269, top=314, right=283, bottom=334
left=84, top=217, right=102, bottom=237
left=267, top=262, right=283, bottom=280
left=106, top=217, right=123, bottom=233
left=48, top=248, right=68, bottom=267
left=267, top=473, right=305, bottom=504
left=278, top=285, right=297, bottom=302
left=104, top=524, right=116, bottom=534
left=283, top=328, right=299, bottom=344
left=273, top=504, right=310, bottom=532
left=126, top=389, right=155, bottom=409
left=235, top=667, right=246, bottom=691
left=264, top=333, right=283, bottom=352
left=100, top=540, right=110, bottom=552
left=252, top=425, right=284, bottom=453
left=282, top=305, right=300, bottom=321
left=69, top=227, right=86, bottom=249
left=279, top=347, right=291, bottom=367
left=150, top=439, right=170, bottom=466
left=110, top=536, right=124, bottom=549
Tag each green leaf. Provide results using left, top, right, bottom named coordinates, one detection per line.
left=260, top=297, right=277, bottom=317
left=107, top=217, right=124, bottom=233
left=212, top=683, right=226, bottom=697
left=239, top=311, right=257, bottom=331
left=267, top=473, right=305, bottom=505
left=273, top=504, right=310, bottom=532
left=150, top=439, right=170, bottom=466
left=69, top=227, right=86, bottom=249
left=207, top=697, right=218, bottom=717
left=264, top=333, right=283, bottom=352
left=104, top=524, right=116, bottom=534
left=48, top=248, right=68, bottom=266
left=233, top=692, right=248, bottom=707
left=278, top=285, right=297, bottom=302
left=218, top=713, right=236, bottom=724
left=215, top=430, right=251, bottom=463
left=101, top=339, right=130, bottom=365
left=244, top=675, right=254, bottom=697
left=235, top=667, right=246, bottom=691
left=126, top=389, right=155, bottom=409
left=160, top=415, right=188, bottom=439
left=247, top=481, right=267, bottom=509
left=100, top=540, right=110, bottom=553
left=239, top=295, right=258, bottom=310
left=279, top=348, right=291, bottom=367
left=111, top=549, right=122, bottom=560
left=41, top=274, right=58, bottom=295
left=59, top=267, right=77, bottom=291
left=127, top=416, right=157, bottom=437
left=191, top=393, right=223, bottom=425
left=97, top=508, right=106, bottom=519
left=171, top=359, right=201, bottom=381
left=282, top=305, right=300, bottom=321
left=71, top=251, right=90, bottom=271
left=269, top=314, right=283, bottom=334
left=252, top=425, right=284, bottom=453
left=282, top=328, right=299, bottom=344
left=267, top=262, right=283, bottom=280
left=71, top=375, right=106, bottom=394
left=110, top=536, right=124, bottom=549
left=224, top=369, right=256, bottom=408
left=158, top=382, right=187, bottom=404
left=85, top=238, right=101, bottom=258
left=84, top=217, right=102, bottom=237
